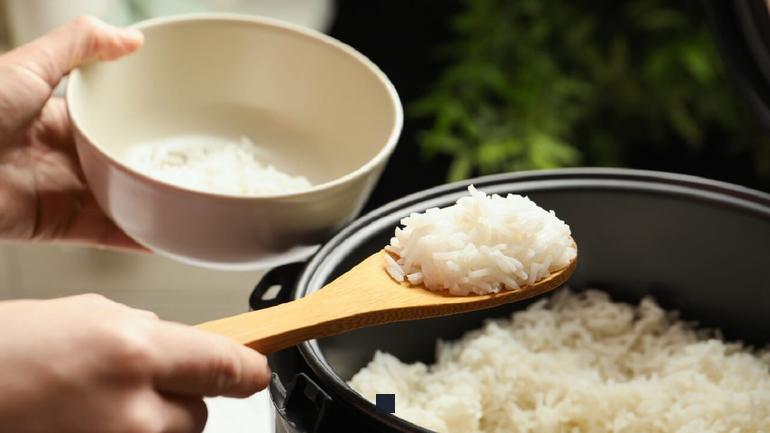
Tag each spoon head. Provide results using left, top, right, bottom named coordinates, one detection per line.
left=346, top=247, right=577, bottom=321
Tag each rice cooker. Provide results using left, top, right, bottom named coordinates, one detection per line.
left=248, top=168, right=770, bottom=433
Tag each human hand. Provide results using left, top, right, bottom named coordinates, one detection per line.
left=0, top=294, right=271, bottom=433
left=0, top=16, right=144, bottom=250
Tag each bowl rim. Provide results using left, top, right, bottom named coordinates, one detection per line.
left=65, top=12, right=404, bottom=201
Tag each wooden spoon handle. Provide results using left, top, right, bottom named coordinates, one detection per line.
left=195, top=254, right=381, bottom=353
left=195, top=290, right=343, bottom=354
left=196, top=251, right=576, bottom=354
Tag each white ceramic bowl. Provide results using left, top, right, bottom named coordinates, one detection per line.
left=66, top=14, right=403, bottom=269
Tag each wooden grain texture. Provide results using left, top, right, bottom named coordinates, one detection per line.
left=196, top=249, right=577, bottom=354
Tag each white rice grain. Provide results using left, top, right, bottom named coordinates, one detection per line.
left=349, top=290, right=770, bottom=433
left=386, top=185, right=576, bottom=295
left=124, top=135, right=312, bottom=195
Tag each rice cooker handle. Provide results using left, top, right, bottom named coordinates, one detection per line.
left=249, top=262, right=305, bottom=310
left=271, top=372, right=333, bottom=433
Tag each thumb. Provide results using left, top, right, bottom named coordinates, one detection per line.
left=151, top=323, right=271, bottom=398
left=6, top=15, right=143, bottom=89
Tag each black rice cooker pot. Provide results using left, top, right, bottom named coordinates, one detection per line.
left=248, top=168, right=770, bottom=433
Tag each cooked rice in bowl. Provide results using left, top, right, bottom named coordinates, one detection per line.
left=124, top=135, right=312, bottom=196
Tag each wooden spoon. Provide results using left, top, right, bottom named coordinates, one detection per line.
left=196, top=249, right=577, bottom=354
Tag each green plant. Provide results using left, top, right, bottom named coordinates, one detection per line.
left=414, top=0, right=770, bottom=180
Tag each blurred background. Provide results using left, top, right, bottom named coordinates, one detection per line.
left=1, top=0, right=769, bottom=324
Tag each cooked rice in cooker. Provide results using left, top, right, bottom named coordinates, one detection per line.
left=350, top=290, right=770, bottom=433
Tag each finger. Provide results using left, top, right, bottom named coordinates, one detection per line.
left=150, top=322, right=271, bottom=398
left=30, top=193, right=149, bottom=251
left=132, top=308, right=160, bottom=321
left=6, top=15, right=143, bottom=89
left=59, top=192, right=149, bottom=251
left=113, top=302, right=160, bottom=320
left=32, top=98, right=74, bottom=153
left=66, top=293, right=157, bottom=320
left=27, top=99, right=149, bottom=252
left=24, top=113, right=149, bottom=251
left=157, top=395, right=208, bottom=433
